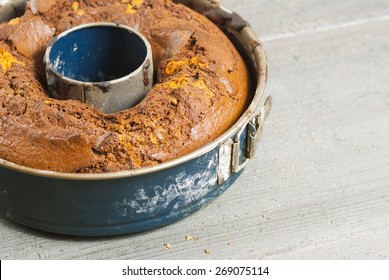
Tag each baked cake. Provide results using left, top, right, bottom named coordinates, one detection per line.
left=0, top=0, right=250, bottom=173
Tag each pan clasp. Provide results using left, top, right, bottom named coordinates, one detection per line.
left=218, top=95, right=272, bottom=184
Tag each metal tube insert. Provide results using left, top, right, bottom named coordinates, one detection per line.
left=44, top=23, right=153, bottom=114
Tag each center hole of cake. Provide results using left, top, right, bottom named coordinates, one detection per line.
left=44, top=23, right=154, bottom=114
left=49, top=25, right=147, bottom=82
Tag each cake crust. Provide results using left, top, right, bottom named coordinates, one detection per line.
left=0, top=0, right=250, bottom=173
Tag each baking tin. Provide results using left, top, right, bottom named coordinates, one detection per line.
left=0, top=0, right=271, bottom=236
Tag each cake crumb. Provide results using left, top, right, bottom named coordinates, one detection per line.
left=163, top=243, right=171, bottom=250
left=185, top=235, right=193, bottom=241
left=204, top=249, right=211, bottom=255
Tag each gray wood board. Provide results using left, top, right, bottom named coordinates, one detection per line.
left=1, top=0, right=389, bottom=259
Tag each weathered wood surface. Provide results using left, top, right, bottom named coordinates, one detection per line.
left=1, top=0, right=389, bottom=259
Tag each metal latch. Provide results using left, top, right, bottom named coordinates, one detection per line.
left=218, top=112, right=262, bottom=184
left=218, top=96, right=272, bottom=184
left=231, top=113, right=262, bottom=173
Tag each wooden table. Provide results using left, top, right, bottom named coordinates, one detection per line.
left=1, top=0, right=389, bottom=260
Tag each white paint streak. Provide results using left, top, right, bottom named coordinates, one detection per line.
left=72, top=43, right=78, bottom=52
left=52, top=55, right=64, bottom=70
left=112, top=154, right=218, bottom=217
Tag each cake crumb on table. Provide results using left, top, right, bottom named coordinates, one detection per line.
left=185, top=235, right=193, bottom=241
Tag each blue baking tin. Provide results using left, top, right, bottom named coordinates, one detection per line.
left=0, top=149, right=243, bottom=236
left=0, top=0, right=270, bottom=236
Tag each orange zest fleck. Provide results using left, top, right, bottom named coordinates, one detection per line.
left=165, top=60, right=187, bottom=75
left=71, top=1, right=84, bottom=16
left=118, top=135, right=143, bottom=167
left=124, top=0, right=144, bottom=14
left=165, top=57, right=208, bottom=75
left=8, top=17, right=20, bottom=26
left=165, top=75, right=189, bottom=89
left=77, top=9, right=85, bottom=16
left=164, top=75, right=213, bottom=95
left=0, top=49, right=25, bottom=74
left=71, top=1, right=79, bottom=11
left=125, top=4, right=137, bottom=14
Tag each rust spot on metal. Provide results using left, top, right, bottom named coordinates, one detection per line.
left=93, top=81, right=111, bottom=93
left=250, top=41, right=261, bottom=53
left=143, top=59, right=150, bottom=87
